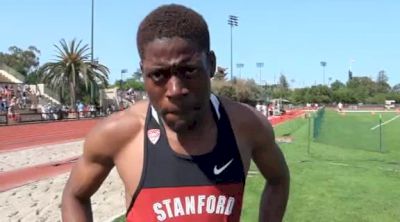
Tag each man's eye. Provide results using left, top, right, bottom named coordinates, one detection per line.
left=183, top=67, right=198, bottom=78
left=150, top=72, right=165, bottom=82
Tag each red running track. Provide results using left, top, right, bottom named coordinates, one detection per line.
left=0, top=119, right=100, bottom=153
left=268, top=109, right=305, bottom=125
left=0, top=111, right=304, bottom=192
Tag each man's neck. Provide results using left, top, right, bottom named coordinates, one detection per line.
left=179, top=110, right=214, bottom=140
left=163, top=103, right=217, bottom=155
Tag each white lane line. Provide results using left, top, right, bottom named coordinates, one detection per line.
left=370, top=115, right=400, bottom=130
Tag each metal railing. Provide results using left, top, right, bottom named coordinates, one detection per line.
left=0, top=110, right=107, bottom=126
left=0, top=114, right=7, bottom=125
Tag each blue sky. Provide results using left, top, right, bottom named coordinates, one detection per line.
left=1, top=0, right=399, bottom=88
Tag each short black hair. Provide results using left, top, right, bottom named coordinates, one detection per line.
left=137, top=4, right=210, bottom=59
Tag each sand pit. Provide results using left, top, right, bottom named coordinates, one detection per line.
left=0, top=140, right=83, bottom=172
left=0, top=141, right=126, bottom=222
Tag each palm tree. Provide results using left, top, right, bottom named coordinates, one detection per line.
left=39, top=39, right=109, bottom=109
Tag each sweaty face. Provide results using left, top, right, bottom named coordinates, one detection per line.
left=141, top=37, right=215, bottom=133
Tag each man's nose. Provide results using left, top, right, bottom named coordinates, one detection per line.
left=165, top=75, right=189, bottom=98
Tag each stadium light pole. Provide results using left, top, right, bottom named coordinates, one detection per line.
left=236, top=63, right=244, bottom=79
left=349, top=59, right=355, bottom=72
left=320, top=61, right=327, bottom=85
left=256, top=62, right=264, bottom=85
left=120, top=69, right=128, bottom=89
left=90, top=0, right=95, bottom=104
left=91, top=0, right=94, bottom=65
left=228, top=15, right=238, bottom=81
left=291, top=79, right=295, bottom=89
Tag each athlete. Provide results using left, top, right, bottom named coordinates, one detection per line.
left=62, top=4, right=290, bottom=222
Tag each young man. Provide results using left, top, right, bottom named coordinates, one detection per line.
left=62, top=4, right=290, bottom=222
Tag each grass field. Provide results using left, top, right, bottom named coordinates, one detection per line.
left=242, top=113, right=400, bottom=222
left=114, top=112, right=400, bottom=222
left=316, top=110, right=400, bottom=152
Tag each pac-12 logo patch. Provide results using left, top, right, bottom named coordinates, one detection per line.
left=147, top=129, right=160, bottom=144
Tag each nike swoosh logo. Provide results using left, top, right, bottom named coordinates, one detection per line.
left=213, top=158, right=234, bottom=175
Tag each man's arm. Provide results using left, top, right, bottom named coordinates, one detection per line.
left=61, top=126, right=115, bottom=222
left=251, top=111, right=290, bottom=222
left=61, top=158, right=113, bottom=221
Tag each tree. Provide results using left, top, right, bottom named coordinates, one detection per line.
left=278, top=74, right=289, bottom=90
left=116, top=78, right=145, bottom=91
left=376, top=70, right=391, bottom=93
left=386, top=91, right=400, bottom=103
left=133, top=68, right=143, bottom=81
left=347, top=76, right=376, bottom=102
left=366, top=93, right=388, bottom=104
left=25, top=70, right=41, bottom=84
left=332, top=88, right=356, bottom=104
left=211, top=78, right=261, bottom=105
left=270, top=74, right=290, bottom=99
left=234, top=79, right=260, bottom=104
left=392, top=83, right=400, bottom=93
left=290, top=88, right=309, bottom=104
left=39, top=39, right=109, bottom=108
left=307, top=84, right=332, bottom=104
left=376, top=70, right=388, bottom=83
left=330, top=80, right=345, bottom=91
left=0, top=46, right=40, bottom=76
left=213, top=67, right=228, bottom=81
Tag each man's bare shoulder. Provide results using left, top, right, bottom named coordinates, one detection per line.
left=95, top=100, right=149, bottom=137
left=219, top=97, right=274, bottom=144
left=84, top=101, right=150, bottom=157
left=219, top=97, right=266, bottom=127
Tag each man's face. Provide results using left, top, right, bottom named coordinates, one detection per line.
left=141, top=37, right=216, bottom=133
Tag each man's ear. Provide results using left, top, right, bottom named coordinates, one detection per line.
left=139, top=61, right=143, bottom=73
left=208, top=51, right=216, bottom=78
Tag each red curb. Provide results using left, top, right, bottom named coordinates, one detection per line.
left=0, top=138, right=83, bottom=154
left=0, top=156, right=79, bottom=192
